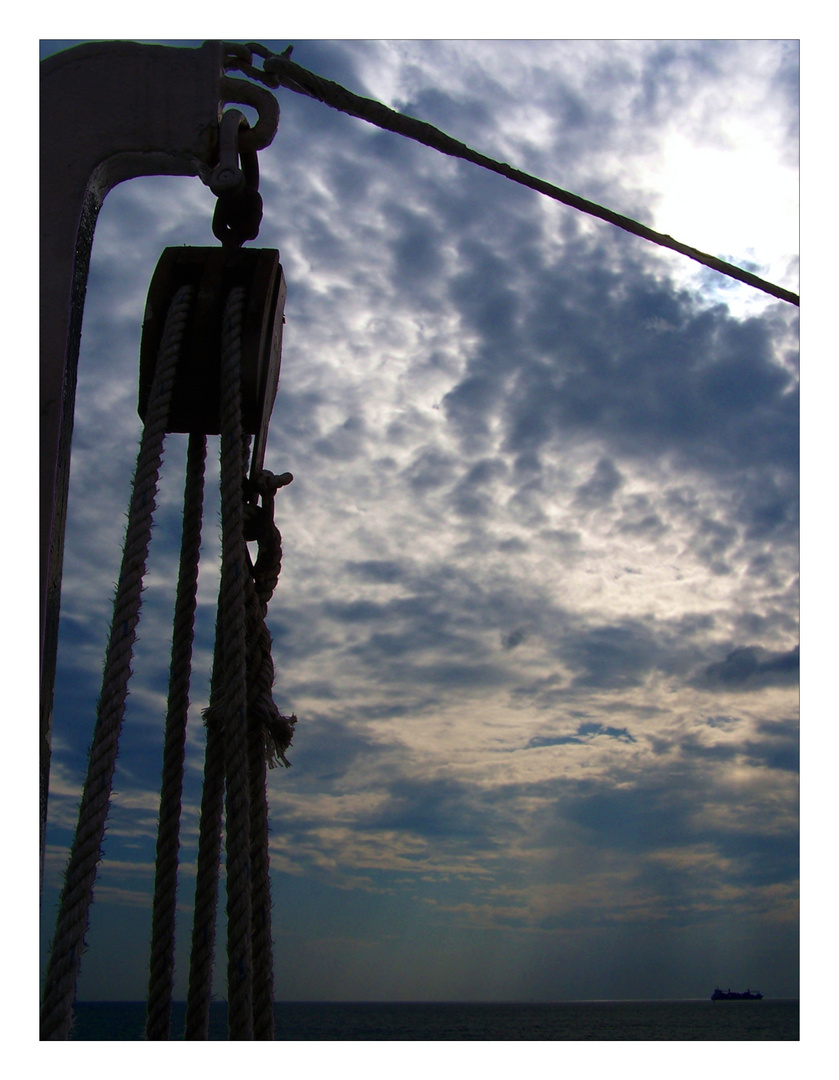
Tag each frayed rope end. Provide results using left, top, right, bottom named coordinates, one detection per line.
left=265, top=712, right=297, bottom=769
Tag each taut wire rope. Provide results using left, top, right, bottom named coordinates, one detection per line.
left=40, top=283, right=195, bottom=1041
left=227, top=43, right=799, bottom=308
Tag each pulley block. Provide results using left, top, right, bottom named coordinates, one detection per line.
left=139, top=245, right=286, bottom=477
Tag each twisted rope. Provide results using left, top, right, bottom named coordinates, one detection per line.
left=247, top=709, right=274, bottom=1039
left=146, top=432, right=207, bottom=1040
left=185, top=433, right=251, bottom=1040
left=214, top=286, right=255, bottom=1039
left=243, top=473, right=296, bottom=1039
left=43, top=264, right=293, bottom=1040
left=40, top=284, right=194, bottom=1041
left=184, top=666, right=225, bottom=1040
left=244, top=476, right=297, bottom=770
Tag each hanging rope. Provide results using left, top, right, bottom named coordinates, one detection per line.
left=184, top=444, right=261, bottom=1040
left=40, top=284, right=195, bottom=1041
left=182, top=288, right=295, bottom=1040
left=214, top=285, right=256, bottom=1039
left=42, top=239, right=294, bottom=1040
left=146, top=431, right=207, bottom=1040
left=244, top=469, right=296, bottom=1039
left=184, top=617, right=227, bottom=1039
left=184, top=420, right=255, bottom=1040
left=245, top=469, right=296, bottom=771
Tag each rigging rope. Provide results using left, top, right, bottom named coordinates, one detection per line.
left=40, top=284, right=195, bottom=1041
left=215, top=285, right=255, bottom=1039
left=146, top=431, right=207, bottom=1041
left=184, top=622, right=227, bottom=1039
left=42, top=272, right=294, bottom=1040
left=228, top=44, right=799, bottom=307
left=244, top=469, right=296, bottom=1038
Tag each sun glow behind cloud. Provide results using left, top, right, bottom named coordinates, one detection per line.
left=650, top=129, right=798, bottom=315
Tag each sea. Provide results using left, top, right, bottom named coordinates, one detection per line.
left=65, top=999, right=799, bottom=1040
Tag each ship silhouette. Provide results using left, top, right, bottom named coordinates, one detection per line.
left=711, top=987, right=763, bottom=1001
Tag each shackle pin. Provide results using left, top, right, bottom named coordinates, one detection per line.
left=209, top=109, right=248, bottom=196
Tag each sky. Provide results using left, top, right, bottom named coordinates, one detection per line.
left=37, top=36, right=802, bottom=1017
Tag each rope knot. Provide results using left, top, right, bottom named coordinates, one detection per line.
left=240, top=464, right=297, bottom=768
left=250, top=468, right=294, bottom=495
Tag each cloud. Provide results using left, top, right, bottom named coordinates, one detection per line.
left=574, top=457, right=624, bottom=508
left=501, top=626, right=529, bottom=650
left=359, top=773, right=497, bottom=842
left=41, top=39, right=799, bottom=1004
left=695, top=644, right=800, bottom=692
left=527, top=722, right=636, bottom=749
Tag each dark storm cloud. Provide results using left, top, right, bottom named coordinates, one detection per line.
left=690, top=515, right=738, bottom=575
left=312, top=414, right=368, bottom=461
left=403, top=446, right=460, bottom=494
left=695, top=644, right=799, bottom=692
left=614, top=495, right=667, bottom=539
left=268, top=384, right=329, bottom=448
left=501, top=626, right=529, bottom=650
left=450, top=457, right=510, bottom=519
left=631, top=40, right=727, bottom=125
left=518, top=255, right=789, bottom=472
left=520, top=743, right=798, bottom=890
left=559, top=619, right=672, bottom=691
left=395, top=82, right=500, bottom=146
left=555, top=775, right=695, bottom=854
left=308, top=541, right=770, bottom=709
left=345, top=558, right=406, bottom=584
left=282, top=712, right=382, bottom=784
left=389, top=203, right=446, bottom=285
left=574, top=456, right=624, bottom=508
left=317, top=550, right=730, bottom=704
left=680, top=720, right=799, bottom=775
left=315, top=580, right=520, bottom=695
left=425, top=227, right=799, bottom=604
left=413, top=152, right=795, bottom=468
left=359, top=772, right=498, bottom=842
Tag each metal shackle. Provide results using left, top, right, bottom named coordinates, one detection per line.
left=209, top=109, right=248, bottom=196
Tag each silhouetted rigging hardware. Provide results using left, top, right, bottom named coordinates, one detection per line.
left=41, top=108, right=295, bottom=1042
left=209, top=108, right=265, bottom=249
left=224, top=42, right=799, bottom=308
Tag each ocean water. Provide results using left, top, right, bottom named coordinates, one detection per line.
left=65, top=999, right=799, bottom=1040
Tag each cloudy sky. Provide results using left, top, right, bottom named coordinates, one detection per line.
left=39, top=37, right=800, bottom=1008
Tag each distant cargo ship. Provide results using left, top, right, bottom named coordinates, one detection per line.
left=711, top=987, right=763, bottom=1001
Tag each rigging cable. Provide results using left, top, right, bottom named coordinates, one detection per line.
left=227, top=43, right=799, bottom=308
